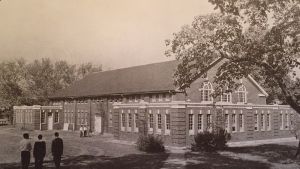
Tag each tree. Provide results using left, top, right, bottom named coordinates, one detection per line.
left=25, top=58, right=78, bottom=105
left=166, top=0, right=300, bottom=114
left=0, top=58, right=28, bottom=121
left=76, top=63, right=102, bottom=80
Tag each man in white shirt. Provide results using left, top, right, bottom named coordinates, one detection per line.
left=19, top=133, right=32, bottom=169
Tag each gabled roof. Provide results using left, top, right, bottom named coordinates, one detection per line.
left=50, top=58, right=269, bottom=99
left=50, top=60, right=179, bottom=99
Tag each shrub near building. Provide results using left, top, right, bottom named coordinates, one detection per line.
left=136, top=134, right=165, bottom=153
left=191, top=129, right=231, bottom=152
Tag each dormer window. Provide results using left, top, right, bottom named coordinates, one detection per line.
left=200, top=82, right=213, bottom=102
left=237, top=85, right=247, bottom=103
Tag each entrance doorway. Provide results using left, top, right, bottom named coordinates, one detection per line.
left=48, top=113, right=53, bottom=130
left=95, top=115, right=102, bottom=133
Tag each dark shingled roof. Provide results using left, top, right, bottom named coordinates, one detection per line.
left=51, top=60, right=179, bottom=99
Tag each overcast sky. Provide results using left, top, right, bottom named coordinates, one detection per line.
left=0, top=0, right=215, bottom=70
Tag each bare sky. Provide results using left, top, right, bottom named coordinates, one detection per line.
left=0, top=0, right=215, bottom=69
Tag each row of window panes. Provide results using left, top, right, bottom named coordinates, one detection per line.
left=254, top=110, right=272, bottom=131
left=279, top=111, right=294, bottom=130
left=15, top=112, right=33, bottom=123
left=77, top=112, right=88, bottom=124
left=64, top=112, right=75, bottom=123
left=188, top=110, right=244, bottom=135
left=121, top=110, right=139, bottom=132
left=200, top=82, right=247, bottom=103
left=41, top=111, right=59, bottom=124
left=224, top=110, right=244, bottom=132
left=148, top=110, right=170, bottom=135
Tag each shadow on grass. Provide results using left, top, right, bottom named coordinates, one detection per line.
left=0, top=153, right=169, bottom=169
left=226, top=144, right=298, bottom=163
left=185, top=151, right=271, bottom=169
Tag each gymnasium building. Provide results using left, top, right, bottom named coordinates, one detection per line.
left=13, top=58, right=299, bottom=146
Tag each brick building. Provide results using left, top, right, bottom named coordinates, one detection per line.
left=14, top=58, right=299, bottom=146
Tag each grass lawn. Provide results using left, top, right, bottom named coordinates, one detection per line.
left=0, top=126, right=168, bottom=169
left=185, top=142, right=300, bottom=169
left=1, top=125, right=300, bottom=169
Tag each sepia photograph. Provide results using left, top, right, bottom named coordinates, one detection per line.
left=0, top=0, right=300, bottom=168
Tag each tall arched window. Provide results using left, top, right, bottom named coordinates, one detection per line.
left=237, top=85, right=247, bottom=103
left=221, top=87, right=231, bottom=103
left=200, top=82, right=213, bottom=102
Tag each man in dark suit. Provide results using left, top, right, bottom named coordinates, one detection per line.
left=51, top=132, right=63, bottom=169
left=33, top=134, right=46, bottom=169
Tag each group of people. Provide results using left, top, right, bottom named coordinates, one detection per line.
left=79, top=125, right=89, bottom=137
left=19, top=132, right=63, bottom=169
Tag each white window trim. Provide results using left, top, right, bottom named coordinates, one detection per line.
left=239, top=110, right=244, bottom=132
left=236, top=85, right=247, bottom=104
left=121, top=110, right=125, bottom=131
left=54, top=110, right=59, bottom=124
left=148, top=110, right=153, bottom=133
left=41, top=111, right=46, bottom=124
left=156, top=110, right=162, bottom=134
left=198, top=110, right=203, bottom=132
left=165, top=110, right=170, bottom=135
left=199, top=81, right=214, bottom=103
left=261, top=111, right=265, bottom=131
left=280, top=110, right=284, bottom=130
left=189, top=110, right=195, bottom=135
left=225, top=110, right=230, bottom=132
left=267, top=111, right=271, bottom=131
left=285, top=110, right=290, bottom=130
left=254, top=110, right=259, bottom=131
left=231, top=110, right=237, bottom=133
left=127, top=110, right=132, bottom=132
left=207, top=110, right=212, bottom=132
left=134, top=109, right=138, bottom=132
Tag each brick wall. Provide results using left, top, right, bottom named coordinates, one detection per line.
left=113, top=102, right=299, bottom=147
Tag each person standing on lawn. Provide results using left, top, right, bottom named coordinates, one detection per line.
left=51, top=132, right=63, bottom=169
left=83, top=125, right=87, bottom=137
left=19, top=133, right=32, bottom=169
left=33, top=134, right=46, bottom=169
left=80, top=125, right=84, bottom=137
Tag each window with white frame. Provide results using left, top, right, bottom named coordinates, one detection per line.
left=198, top=111, right=203, bottom=132
left=200, top=82, right=213, bottom=102
left=188, top=110, right=194, bottom=135
left=266, top=111, right=271, bottom=130
left=237, top=85, right=247, bottom=103
left=285, top=111, right=289, bottom=129
left=261, top=111, right=265, bottom=131
left=239, top=111, right=244, bottom=132
left=291, top=111, right=295, bottom=130
left=232, top=113, right=237, bottom=132
left=54, top=111, right=59, bottom=123
left=157, top=111, right=162, bottom=134
left=165, top=110, right=170, bottom=135
left=225, top=111, right=229, bottom=132
left=221, top=88, right=231, bottom=103
left=134, top=110, right=138, bottom=132
left=207, top=110, right=212, bottom=131
left=121, top=110, right=125, bottom=131
left=41, top=111, right=46, bottom=124
left=128, top=110, right=132, bottom=131
left=280, top=111, right=283, bottom=130
left=109, top=109, right=113, bottom=127
left=254, top=111, right=258, bottom=131
left=149, top=110, right=154, bottom=132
